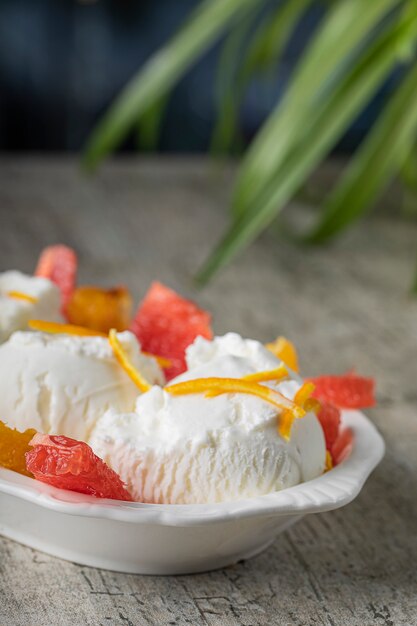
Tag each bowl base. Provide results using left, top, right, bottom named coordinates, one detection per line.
left=0, top=491, right=302, bottom=574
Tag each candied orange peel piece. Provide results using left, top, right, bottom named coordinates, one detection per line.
left=279, top=381, right=316, bottom=440
left=0, top=420, right=36, bottom=477
left=266, top=336, right=299, bottom=372
left=29, top=319, right=107, bottom=337
left=325, top=451, right=333, bottom=472
left=165, top=377, right=305, bottom=419
left=67, top=285, right=133, bottom=334
left=7, top=291, right=38, bottom=304
left=108, top=328, right=151, bottom=393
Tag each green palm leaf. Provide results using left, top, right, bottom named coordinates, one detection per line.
left=305, top=63, right=417, bottom=243
left=211, top=0, right=310, bottom=156
left=400, top=147, right=417, bottom=217
left=83, top=0, right=259, bottom=170
left=136, top=94, right=169, bottom=151
left=196, top=8, right=417, bottom=284
left=82, top=0, right=417, bottom=289
left=210, top=10, right=257, bottom=156
left=232, top=0, right=403, bottom=216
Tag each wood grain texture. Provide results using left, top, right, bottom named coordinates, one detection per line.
left=0, top=157, right=416, bottom=626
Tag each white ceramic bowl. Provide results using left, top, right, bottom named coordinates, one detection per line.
left=0, top=410, right=384, bottom=575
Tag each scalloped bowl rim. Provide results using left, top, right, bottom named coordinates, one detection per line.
left=0, top=410, right=384, bottom=527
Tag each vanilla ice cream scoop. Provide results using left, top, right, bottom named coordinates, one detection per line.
left=0, top=330, right=164, bottom=440
left=89, top=355, right=326, bottom=504
left=0, top=271, right=63, bottom=343
left=186, top=332, right=283, bottom=373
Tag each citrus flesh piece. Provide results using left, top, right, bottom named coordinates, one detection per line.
left=35, top=245, right=78, bottom=316
left=131, top=282, right=213, bottom=380
left=0, top=420, right=36, bottom=477
left=331, top=427, right=354, bottom=465
left=29, top=319, right=107, bottom=337
left=108, top=329, right=151, bottom=393
left=316, top=402, right=341, bottom=451
left=265, top=336, right=299, bottom=372
left=26, top=433, right=133, bottom=501
left=309, top=373, right=375, bottom=408
left=67, top=285, right=133, bottom=334
left=7, top=291, right=38, bottom=304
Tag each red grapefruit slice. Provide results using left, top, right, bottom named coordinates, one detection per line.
left=131, top=282, right=213, bottom=379
left=35, top=245, right=78, bottom=316
left=26, top=434, right=132, bottom=501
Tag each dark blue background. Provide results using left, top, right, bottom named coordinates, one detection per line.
left=0, top=0, right=396, bottom=153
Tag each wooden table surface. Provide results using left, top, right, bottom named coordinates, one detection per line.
left=0, top=158, right=416, bottom=626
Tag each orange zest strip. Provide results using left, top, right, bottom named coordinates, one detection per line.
left=7, top=291, right=38, bottom=304
left=29, top=320, right=107, bottom=337
left=29, top=320, right=171, bottom=367
left=294, top=381, right=316, bottom=408
left=109, top=329, right=151, bottom=393
left=243, top=365, right=289, bottom=384
left=325, top=451, right=333, bottom=472
left=294, top=381, right=321, bottom=414
left=143, top=352, right=172, bottom=369
left=205, top=365, right=289, bottom=398
left=278, top=381, right=316, bottom=440
left=304, top=397, right=321, bottom=414
left=265, top=336, right=299, bottom=372
left=278, top=411, right=298, bottom=441
left=165, top=377, right=305, bottom=418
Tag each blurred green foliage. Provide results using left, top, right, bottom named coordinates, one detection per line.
left=83, top=0, right=417, bottom=287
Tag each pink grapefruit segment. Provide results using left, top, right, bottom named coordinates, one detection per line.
left=25, top=434, right=133, bottom=501
left=35, top=245, right=78, bottom=316
left=131, top=281, right=213, bottom=380
left=316, top=402, right=341, bottom=451
left=309, top=373, right=375, bottom=409
left=331, top=428, right=354, bottom=465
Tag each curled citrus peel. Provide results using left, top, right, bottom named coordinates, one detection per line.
left=29, top=319, right=107, bottom=337
left=165, top=377, right=305, bottom=421
left=294, top=381, right=316, bottom=409
left=266, top=336, right=299, bottom=372
left=108, top=329, right=151, bottom=393
left=7, top=291, right=38, bottom=304
left=146, top=353, right=172, bottom=369
left=325, top=451, right=333, bottom=472
left=205, top=366, right=289, bottom=398
left=279, top=381, right=316, bottom=440
left=243, top=365, right=289, bottom=384
left=29, top=320, right=169, bottom=367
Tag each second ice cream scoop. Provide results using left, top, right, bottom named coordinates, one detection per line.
left=0, top=330, right=164, bottom=440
